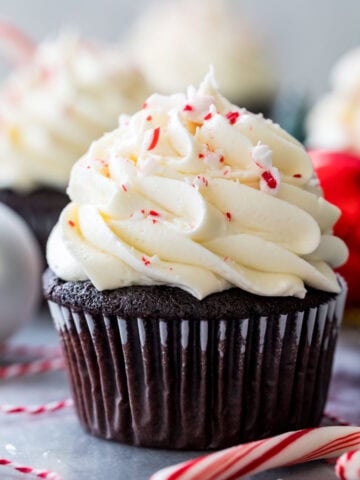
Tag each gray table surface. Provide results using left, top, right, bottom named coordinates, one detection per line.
left=1, top=311, right=359, bottom=480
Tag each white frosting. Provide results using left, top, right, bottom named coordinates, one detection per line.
left=128, top=0, right=276, bottom=104
left=0, top=33, right=151, bottom=192
left=48, top=71, right=348, bottom=300
left=307, top=47, right=360, bottom=153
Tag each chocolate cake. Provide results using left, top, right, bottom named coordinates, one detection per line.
left=44, top=269, right=346, bottom=450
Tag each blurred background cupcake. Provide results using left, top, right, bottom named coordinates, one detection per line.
left=307, top=47, right=360, bottom=153
left=0, top=25, right=150, bottom=254
left=128, top=0, right=277, bottom=116
left=306, top=48, right=360, bottom=326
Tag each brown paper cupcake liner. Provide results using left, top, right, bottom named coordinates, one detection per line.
left=47, top=277, right=347, bottom=450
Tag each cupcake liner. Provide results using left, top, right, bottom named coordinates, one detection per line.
left=48, top=278, right=347, bottom=450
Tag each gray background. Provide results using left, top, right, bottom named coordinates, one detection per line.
left=0, top=0, right=359, bottom=100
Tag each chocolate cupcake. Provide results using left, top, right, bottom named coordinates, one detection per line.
left=44, top=71, right=348, bottom=449
left=0, top=29, right=150, bottom=254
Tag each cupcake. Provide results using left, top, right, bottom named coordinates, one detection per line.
left=307, top=47, right=360, bottom=325
left=307, top=46, right=360, bottom=153
left=44, top=71, right=348, bottom=450
left=128, top=0, right=276, bottom=116
left=0, top=30, right=150, bottom=254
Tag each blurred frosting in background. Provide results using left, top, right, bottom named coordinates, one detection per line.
left=307, top=47, right=360, bottom=153
left=128, top=0, right=277, bottom=112
left=306, top=45, right=360, bottom=322
left=0, top=31, right=150, bottom=192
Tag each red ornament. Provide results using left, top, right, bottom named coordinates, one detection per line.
left=309, top=149, right=360, bottom=307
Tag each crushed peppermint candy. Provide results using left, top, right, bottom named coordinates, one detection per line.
left=145, top=127, right=161, bottom=151
left=146, top=115, right=152, bottom=122
left=131, top=209, right=162, bottom=221
left=204, top=149, right=225, bottom=169
left=260, top=167, right=281, bottom=195
left=68, top=220, right=75, bottom=228
left=203, top=112, right=213, bottom=121
left=183, top=94, right=215, bottom=122
left=149, top=210, right=160, bottom=217
left=252, top=142, right=273, bottom=170
left=225, top=212, right=232, bottom=222
left=131, top=210, right=146, bottom=221
left=293, top=173, right=302, bottom=178
left=121, top=184, right=128, bottom=192
left=225, top=111, right=240, bottom=125
left=192, top=175, right=209, bottom=189
left=251, top=141, right=281, bottom=194
left=141, top=256, right=151, bottom=266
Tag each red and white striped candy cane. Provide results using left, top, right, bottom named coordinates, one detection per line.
left=151, top=426, right=360, bottom=480
left=0, top=19, right=35, bottom=65
left=336, top=450, right=360, bottom=480
left=0, top=458, right=62, bottom=479
left=0, top=398, right=73, bottom=415
left=0, top=343, right=62, bottom=359
left=0, top=357, right=65, bottom=380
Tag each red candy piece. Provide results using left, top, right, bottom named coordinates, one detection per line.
left=147, top=127, right=161, bottom=151
left=309, top=149, right=360, bottom=307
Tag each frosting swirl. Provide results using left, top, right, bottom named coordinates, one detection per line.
left=48, top=71, right=348, bottom=299
left=0, top=33, right=150, bottom=192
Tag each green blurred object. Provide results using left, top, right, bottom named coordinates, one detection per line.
left=272, top=94, right=309, bottom=144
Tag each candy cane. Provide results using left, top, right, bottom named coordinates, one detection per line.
left=0, top=19, right=35, bottom=65
left=0, top=398, right=73, bottom=415
left=0, top=357, right=65, bottom=379
left=151, top=427, right=360, bottom=480
left=0, top=458, right=62, bottom=479
left=0, top=343, right=62, bottom=359
left=335, top=450, right=360, bottom=480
